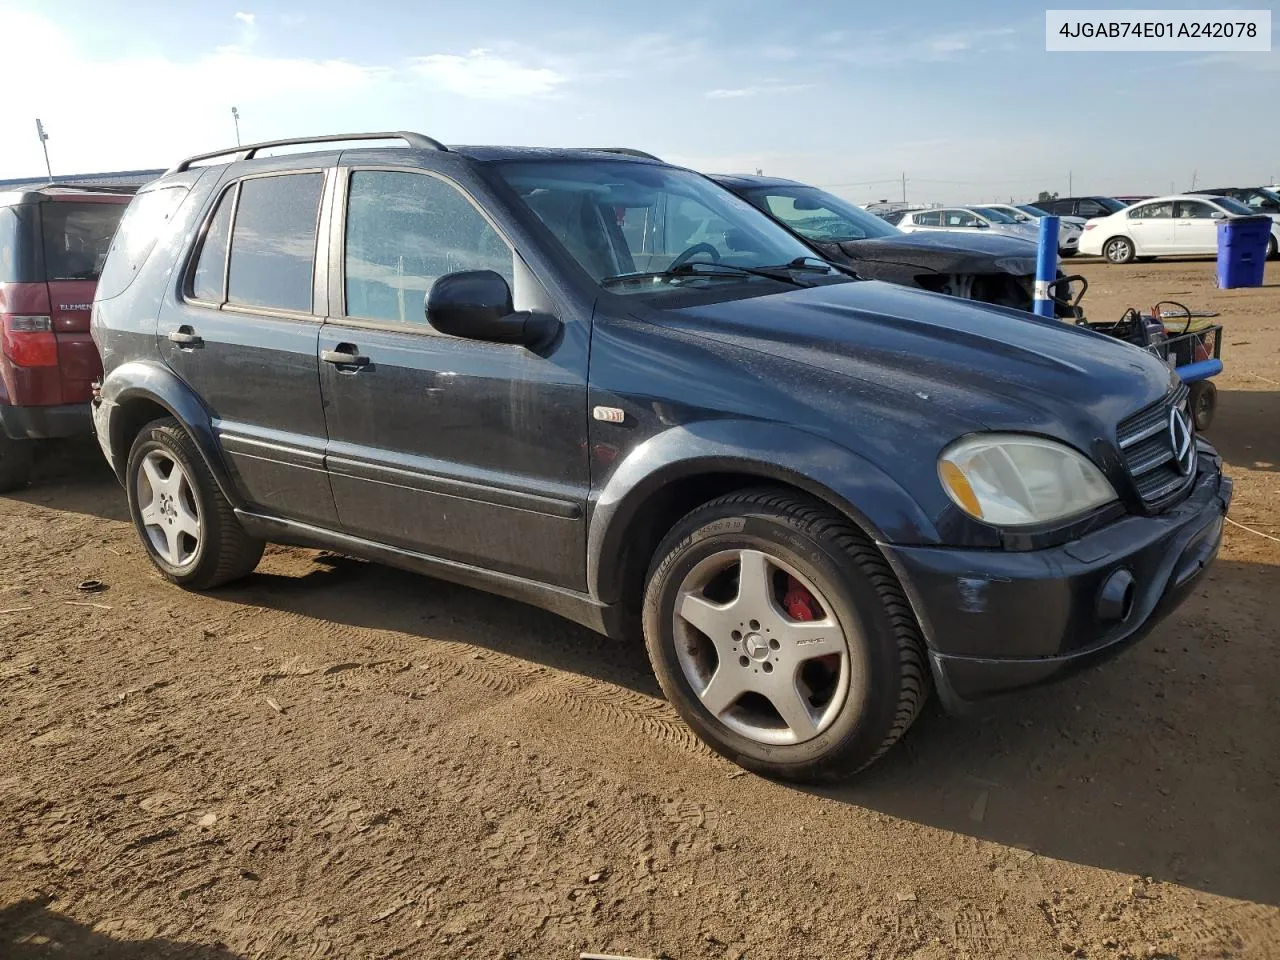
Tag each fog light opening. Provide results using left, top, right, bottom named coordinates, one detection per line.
left=1096, top=569, right=1136, bottom=624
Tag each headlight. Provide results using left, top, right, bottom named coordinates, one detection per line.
left=938, top=434, right=1117, bottom=526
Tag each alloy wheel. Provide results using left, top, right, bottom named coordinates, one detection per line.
left=136, top=449, right=201, bottom=568
left=672, top=548, right=853, bottom=745
left=1106, top=238, right=1132, bottom=263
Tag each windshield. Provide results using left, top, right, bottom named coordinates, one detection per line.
left=740, top=185, right=901, bottom=243
left=495, top=161, right=836, bottom=295
left=1213, top=196, right=1255, bottom=216
left=973, top=206, right=1018, bottom=224
left=1097, top=197, right=1127, bottom=214
left=41, top=201, right=127, bottom=281
left=1237, top=188, right=1280, bottom=212
left=1017, top=204, right=1050, bottom=218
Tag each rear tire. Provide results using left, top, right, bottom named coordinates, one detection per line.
left=641, top=488, right=930, bottom=782
left=1268, top=236, right=1278, bottom=261
left=0, top=435, right=34, bottom=493
left=126, top=418, right=263, bottom=589
left=1104, top=237, right=1136, bottom=264
left=1189, top=380, right=1217, bottom=432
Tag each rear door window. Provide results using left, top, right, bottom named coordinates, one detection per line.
left=190, top=189, right=236, bottom=303
left=41, top=202, right=127, bottom=281
left=1130, top=201, right=1173, bottom=219
left=226, top=173, right=323, bottom=313
left=914, top=211, right=941, bottom=226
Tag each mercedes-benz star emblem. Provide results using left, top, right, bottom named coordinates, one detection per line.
left=1168, top=406, right=1195, bottom=476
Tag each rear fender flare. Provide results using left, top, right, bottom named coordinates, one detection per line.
left=587, top=420, right=939, bottom=604
left=99, top=360, right=243, bottom=509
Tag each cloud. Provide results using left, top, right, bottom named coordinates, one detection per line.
left=823, top=24, right=1020, bottom=65
left=411, top=48, right=566, bottom=99
left=232, top=10, right=258, bottom=47
left=705, top=82, right=815, bottom=99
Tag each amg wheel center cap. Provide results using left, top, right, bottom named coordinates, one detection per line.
left=743, top=633, right=769, bottom=662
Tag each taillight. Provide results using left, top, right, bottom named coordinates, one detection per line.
left=1, top=315, right=58, bottom=367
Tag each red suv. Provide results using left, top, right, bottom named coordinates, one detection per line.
left=0, top=186, right=132, bottom=490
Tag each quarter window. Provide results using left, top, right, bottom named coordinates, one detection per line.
left=226, top=173, right=323, bottom=313
left=344, top=171, right=514, bottom=325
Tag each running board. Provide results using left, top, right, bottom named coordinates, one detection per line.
left=234, top=509, right=623, bottom=639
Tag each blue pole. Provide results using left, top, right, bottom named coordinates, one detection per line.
left=1033, top=215, right=1060, bottom=318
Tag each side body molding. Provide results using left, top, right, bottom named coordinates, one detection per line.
left=586, top=419, right=941, bottom=604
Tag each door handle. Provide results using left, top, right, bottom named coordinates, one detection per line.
left=321, top=344, right=370, bottom=368
left=168, top=326, right=203, bottom=347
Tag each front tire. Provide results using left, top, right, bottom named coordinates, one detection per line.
left=1268, top=236, right=1278, bottom=261
left=1189, top=380, right=1217, bottom=432
left=126, top=418, right=263, bottom=589
left=642, top=488, right=930, bottom=782
left=0, top=435, right=34, bottom=493
left=1104, top=236, right=1136, bottom=264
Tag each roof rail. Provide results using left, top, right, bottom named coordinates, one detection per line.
left=579, top=147, right=663, bottom=162
left=167, top=131, right=448, bottom=174
left=38, top=183, right=141, bottom=194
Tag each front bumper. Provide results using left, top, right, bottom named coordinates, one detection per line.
left=884, top=446, right=1231, bottom=710
left=0, top=402, right=91, bottom=441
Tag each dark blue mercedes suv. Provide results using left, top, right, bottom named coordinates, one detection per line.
left=90, top=132, right=1231, bottom=780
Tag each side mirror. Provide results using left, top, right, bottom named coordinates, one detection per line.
left=1210, top=211, right=1227, bottom=219
left=425, top=270, right=559, bottom=347
left=975, top=221, right=989, bottom=228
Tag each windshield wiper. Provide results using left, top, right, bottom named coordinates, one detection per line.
left=602, top=256, right=838, bottom=289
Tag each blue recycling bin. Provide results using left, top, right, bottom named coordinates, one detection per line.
left=1216, top=215, right=1271, bottom=289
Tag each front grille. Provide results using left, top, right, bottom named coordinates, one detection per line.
left=1116, top=383, right=1194, bottom=507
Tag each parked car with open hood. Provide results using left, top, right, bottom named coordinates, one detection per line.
left=1192, top=186, right=1280, bottom=216
left=0, top=184, right=134, bottom=490
left=91, top=132, right=1231, bottom=781
left=1037, top=196, right=1128, bottom=220
left=713, top=176, right=1075, bottom=316
left=1079, top=194, right=1280, bottom=262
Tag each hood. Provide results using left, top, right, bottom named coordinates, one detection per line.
left=835, top=231, right=1040, bottom=275
left=663, top=279, right=1169, bottom=458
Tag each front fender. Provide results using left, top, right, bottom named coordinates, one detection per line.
left=587, top=419, right=940, bottom=604
left=99, top=360, right=243, bottom=509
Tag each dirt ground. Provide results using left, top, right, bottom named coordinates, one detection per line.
left=2, top=258, right=1278, bottom=960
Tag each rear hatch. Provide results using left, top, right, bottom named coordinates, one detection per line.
left=0, top=196, right=128, bottom=406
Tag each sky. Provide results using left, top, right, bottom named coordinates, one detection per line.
left=1, top=0, right=1277, bottom=204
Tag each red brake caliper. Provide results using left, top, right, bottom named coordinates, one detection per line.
left=782, top=575, right=818, bottom=621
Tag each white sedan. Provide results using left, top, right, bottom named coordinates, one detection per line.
left=896, top=206, right=1039, bottom=242
left=1078, top=194, right=1280, bottom=263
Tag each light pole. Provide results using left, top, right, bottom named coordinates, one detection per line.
left=35, top=118, right=53, bottom=182
left=231, top=106, right=241, bottom=146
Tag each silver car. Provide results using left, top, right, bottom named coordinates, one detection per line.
left=896, top=206, right=1040, bottom=244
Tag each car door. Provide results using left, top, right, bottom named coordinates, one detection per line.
left=158, top=167, right=339, bottom=527
left=317, top=166, right=589, bottom=589
left=1123, top=200, right=1176, bottom=253
left=1173, top=199, right=1221, bottom=253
